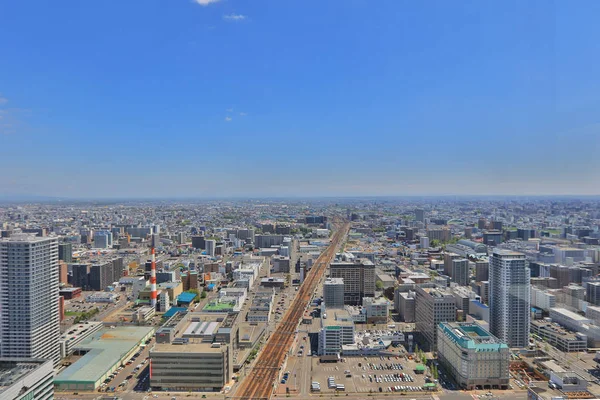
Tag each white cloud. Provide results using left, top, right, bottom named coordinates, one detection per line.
left=193, top=0, right=221, bottom=6
left=0, top=96, right=7, bottom=105
left=224, top=116, right=232, bottom=122
left=226, top=108, right=234, bottom=112
left=223, top=14, right=247, bottom=21
left=239, top=112, right=247, bottom=116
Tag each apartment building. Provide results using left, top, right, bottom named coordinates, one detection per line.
left=489, top=249, right=530, bottom=348
left=0, top=235, right=61, bottom=365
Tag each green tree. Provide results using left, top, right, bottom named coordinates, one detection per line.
left=376, top=281, right=384, bottom=290
left=200, top=291, right=207, bottom=299
left=383, top=287, right=395, bottom=300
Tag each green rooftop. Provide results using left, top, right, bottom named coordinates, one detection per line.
left=439, top=322, right=508, bottom=351
left=55, top=326, right=154, bottom=390
left=203, top=301, right=236, bottom=312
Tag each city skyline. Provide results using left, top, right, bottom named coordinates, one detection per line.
left=1, top=0, right=600, bottom=197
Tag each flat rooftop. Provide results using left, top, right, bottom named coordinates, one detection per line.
left=439, top=322, right=507, bottom=350
left=152, top=342, right=226, bottom=354
left=55, top=326, right=154, bottom=385
left=323, top=310, right=354, bottom=327
left=0, top=359, right=51, bottom=394
left=60, top=321, right=104, bottom=342
left=551, top=307, right=591, bottom=321
left=238, top=323, right=265, bottom=345
left=492, top=249, right=525, bottom=257
left=184, top=321, right=219, bottom=336
left=203, top=301, right=236, bottom=312
left=60, top=287, right=82, bottom=292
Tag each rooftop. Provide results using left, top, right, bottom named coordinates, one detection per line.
left=551, top=307, right=591, bottom=322
left=59, top=287, right=82, bottom=292
left=177, top=292, right=197, bottom=303
left=203, top=300, right=237, bottom=312
left=152, top=342, right=226, bottom=354
left=60, top=321, right=104, bottom=342
left=439, top=322, right=508, bottom=350
left=55, top=326, right=154, bottom=385
left=0, top=359, right=52, bottom=394
left=163, top=307, right=187, bottom=318
left=493, top=249, right=525, bottom=257
left=0, top=234, right=55, bottom=243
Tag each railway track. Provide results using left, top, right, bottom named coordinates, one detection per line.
left=233, top=220, right=350, bottom=400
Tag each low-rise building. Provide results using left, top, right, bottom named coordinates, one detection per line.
left=530, top=320, right=587, bottom=352
left=202, top=297, right=241, bottom=313
left=59, top=287, right=82, bottom=299
left=549, top=371, right=588, bottom=393
left=55, top=326, right=154, bottom=391
left=362, top=296, right=390, bottom=324
left=86, top=292, right=119, bottom=303
left=59, top=321, right=104, bottom=358
left=437, top=322, right=510, bottom=390
left=150, top=342, right=232, bottom=392
left=247, top=290, right=274, bottom=323
left=133, top=306, right=156, bottom=324
left=155, top=311, right=189, bottom=344
left=260, top=277, right=285, bottom=289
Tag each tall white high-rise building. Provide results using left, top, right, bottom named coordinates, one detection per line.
left=0, top=234, right=61, bottom=364
left=489, top=249, right=530, bottom=348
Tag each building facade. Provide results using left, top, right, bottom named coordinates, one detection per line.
left=451, top=258, right=470, bottom=286
left=0, top=235, right=61, bottom=365
left=489, top=250, right=530, bottom=348
left=150, top=342, right=232, bottom=392
left=92, top=230, right=113, bottom=248
left=415, top=286, right=456, bottom=351
left=318, top=311, right=355, bottom=357
left=437, top=322, right=510, bottom=390
left=58, top=242, right=73, bottom=263
left=330, top=260, right=376, bottom=305
left=323, top=278, right=345, bottom=309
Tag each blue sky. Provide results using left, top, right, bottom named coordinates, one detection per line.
left=0, top=0, right=599, bottom=198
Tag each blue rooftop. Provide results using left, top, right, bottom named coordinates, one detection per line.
left=163, top=307, right=187, bottom=318
left=471, top=300, right=488, bottom=309
left=177, top=292, right=196, bottom=303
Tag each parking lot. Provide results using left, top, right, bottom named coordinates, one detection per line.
left=301, top=354, right=433, bottom=395
left=97, top=341, right=152, bottom=394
